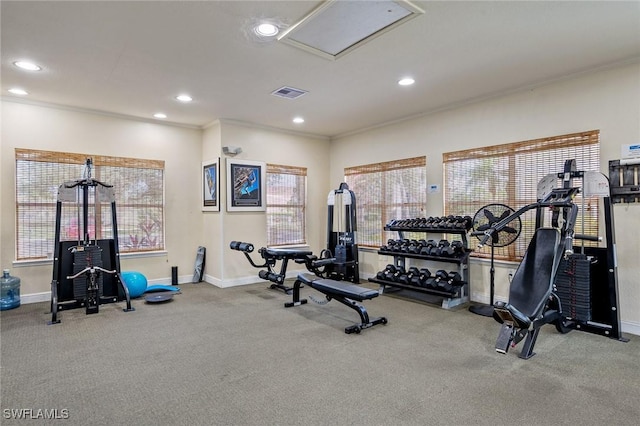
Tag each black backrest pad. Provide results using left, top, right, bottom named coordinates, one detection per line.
left=508, top=228, right=560, bottom=319
left=264, top=248, right=312, bottom=258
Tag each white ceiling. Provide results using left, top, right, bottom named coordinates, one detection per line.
left=2, top=1, right=639, bottom=139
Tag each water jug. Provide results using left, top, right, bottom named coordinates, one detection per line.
left=0, top=269, right=21, bottom=310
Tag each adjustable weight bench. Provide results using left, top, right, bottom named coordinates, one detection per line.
left=285, top=273, right=388, bottom=334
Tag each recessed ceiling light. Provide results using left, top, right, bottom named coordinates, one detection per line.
left=398, top=77, right=415, bottom=86
left=153, top=113, right=167, bottom=119
left=13, top=61, right=42, bottom=71
left=175, top=94, right=193, bottom=102
left=255, top=23, right=279, bottom=37
left=293, top=117, right=305, bottom=124
left=8, top=88, right=29, bottom=96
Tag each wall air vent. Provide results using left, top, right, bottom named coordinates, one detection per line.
left=271, top=86, right=308, bottom=100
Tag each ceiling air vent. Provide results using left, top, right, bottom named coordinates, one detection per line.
left=271, top=86, right=308, bottom=100
left=278, top=0, right=424, bottom=60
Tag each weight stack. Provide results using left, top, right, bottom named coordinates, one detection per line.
left=72, top=245, right=104, bottom=300
left=554, top=254, right=591, bottom=321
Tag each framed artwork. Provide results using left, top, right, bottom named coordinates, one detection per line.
left=226, top=159, right=266, bottom=212
left=202, top=158, right=220, bottom=212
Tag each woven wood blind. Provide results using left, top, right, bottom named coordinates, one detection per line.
left=266, top=164, right=307, bottom=246
left=345, top=157, right=427, bottom=248
left=443, top=130, right=600, bottom=261
left=15, top=149, right=165, bottom=260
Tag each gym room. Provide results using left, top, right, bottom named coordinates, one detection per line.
left=1, top=1, right=639, bottom=425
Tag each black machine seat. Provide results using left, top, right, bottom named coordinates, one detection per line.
left=493, top=227, right=563, bottom=359
left=263, top=247, right=312, bottom=259
left=286, top=273, right=387, bottom=334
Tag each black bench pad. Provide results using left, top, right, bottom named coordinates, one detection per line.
left=264, top=248, right=312, bottom=258
left=297, top=274, right=379, bottom=302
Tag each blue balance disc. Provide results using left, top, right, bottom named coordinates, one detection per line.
left=144, top=292, right=175, bottom=303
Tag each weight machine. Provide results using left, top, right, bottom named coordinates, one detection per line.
left=325, top=183, right=360, bottom=283
left=49, top=159, right=133, bottom=324
left=479, top=159, right=626, bottom=359
left=229, top=183, right=361, bottom=293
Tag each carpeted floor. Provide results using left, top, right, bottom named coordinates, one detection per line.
left=1, top=282, right=638, bottom=425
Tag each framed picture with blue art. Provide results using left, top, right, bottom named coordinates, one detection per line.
left=226, top=158, right=266, bottom=212
left=202, top=158, right=220, bottom=212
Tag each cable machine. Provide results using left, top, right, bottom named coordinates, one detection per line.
left=325, top=183, right=360, bottom=283
left=49, top=158, right=133, bottom=324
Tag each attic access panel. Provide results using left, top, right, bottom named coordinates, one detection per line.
left=278, top=0, right=424, bottom=60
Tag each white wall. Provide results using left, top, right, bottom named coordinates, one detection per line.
left=330, top=63, right=640, bottom=331
left=216, top=121, right=331, bottom=286
left=1, top=101, right=203, bottom=296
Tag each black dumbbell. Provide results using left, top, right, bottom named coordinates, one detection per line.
left=433, top=240, right=453, bottom=256
left=433, top=270, right=451, bottom=290
left=424, top=273, right=438, bottom=289
left=406, top=267, right=421, bottom=286
left=396, top=267, right=411, bottom=285
left=377, top=264, right=397, bottom=281
left=450, top=240, right=465, bottom=257
left=407, top=240, right=422, bottom=254
left=434, top=271, right=463, bottom=292
left=416, top=268, right=432, bottom=287
left=462, top=216, right=473, bottom=231
left=420, top=239, right=438, bottom=255
left=392, top=265, right=407, bottom=282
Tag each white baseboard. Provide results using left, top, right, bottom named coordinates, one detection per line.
left=621, top=320, right=640, bottom=337
left=20, top=291, right=51, bottom=304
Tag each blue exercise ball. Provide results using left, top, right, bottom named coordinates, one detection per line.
left=121, top=271, right=148, bottom=298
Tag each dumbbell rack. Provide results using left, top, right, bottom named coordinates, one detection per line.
left=368, top=225, right=471, bottom=309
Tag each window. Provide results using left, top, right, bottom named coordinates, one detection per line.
left=443, top=130, right=600, bottom=261
left=345, top=156, right=427, bottom=248
left=266, top=164, right=307, bottom=246
left=15, top=149, right=165, bottom=260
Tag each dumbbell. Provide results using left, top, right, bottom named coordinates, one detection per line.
left=391, top=265, right=407, bottom=282
left=406, top=267, right=421, bottom=286
left=443, top=215, right=457, bottom=229
left=388, top=239, right=402, bottom=252
left=380, top=238, right=395, bottom=251
left=423, top=272, right=438, bottom=289
left=462, top=216, right=473, bottom=231
left=420, top=239, right=438, bottom=255
left=434, top=271, right=463, bottom=293
left=376, top=264, right=397, bottom=281
left=424, top=217, right=437, bottom=229
left=433, top=240, right=454, bottom=257
left=396, top=266, right=410, bottom=284
left=435, top=217, right=450, bottom=229
left=450, top=240, right=465, bottom=257
left=407, top=240, right=422, bottom=254
left=229, top=241, right=254, bottom=252
left=452, top=216, right=465, bottom=229
left=415, top=268, right=432, bottom=287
